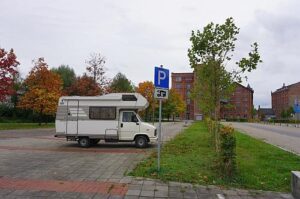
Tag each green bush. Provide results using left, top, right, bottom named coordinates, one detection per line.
left=0, top=104, right=55, bottom=123
left=219, top=125, right=236, bottom=178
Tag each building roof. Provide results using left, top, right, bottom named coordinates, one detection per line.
left=258, top=108, right=275, bottom=116
left=272, top=81, right=300, bottom=94
left=235, top=82, right=254, bottom=93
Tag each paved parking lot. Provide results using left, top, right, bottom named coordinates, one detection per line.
left=0, top=122, right=181, bottom=198
left=0, top=122, right=294, bottom=198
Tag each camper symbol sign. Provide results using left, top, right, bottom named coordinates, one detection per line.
left=154, top=88, right=168, bottom=99
left=154, top=66, right=169, bottom=99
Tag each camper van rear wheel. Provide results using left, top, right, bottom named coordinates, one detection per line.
left=78, top=137, right=90, bottom=148
left=135, top=136, right=148, bottom=148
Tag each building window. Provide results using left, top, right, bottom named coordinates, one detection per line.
left=175, top=77, right=182, bottom=82
left=89, top=107, right=116, bottom=120
left=175, top=83, right=182, bottom=89
left=186, top=84, right=191, bottom=89
left=187, top=91, right=191, bottom=97
left=187, top=99, right=191, bottom=105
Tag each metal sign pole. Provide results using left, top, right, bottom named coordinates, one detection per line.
left=154, top=65, right=169, bottom=172
left=158, top=99, right=162, bottom=171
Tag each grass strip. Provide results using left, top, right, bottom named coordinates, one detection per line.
left=130, top=121, right=300, bottom=192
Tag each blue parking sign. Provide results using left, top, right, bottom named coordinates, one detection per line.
left=154, top=67, right=169, bottom=89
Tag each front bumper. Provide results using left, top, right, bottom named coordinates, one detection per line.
left=149, top=137, right=158, bottom=143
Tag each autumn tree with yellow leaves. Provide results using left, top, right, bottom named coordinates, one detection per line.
left=18, top=58, right=62, bottom=125
left=136, top=81, right=155, bottom=122
left=163, top=89, right=186, bottom=121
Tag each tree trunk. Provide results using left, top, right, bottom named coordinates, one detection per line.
left=214, top=103, right=221, bottom=152
left=39, top=108, right=42, bottom=126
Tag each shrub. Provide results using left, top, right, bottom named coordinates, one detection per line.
left=219, top=125, right=236, bottom=178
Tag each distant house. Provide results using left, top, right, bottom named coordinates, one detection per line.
left=220, top=83, right=254, bottom=120
left=257, top=107, right=275, bottom=121
left=271, top=82, right=300, bottom=118
left=171, top=72, right=254, bottom=120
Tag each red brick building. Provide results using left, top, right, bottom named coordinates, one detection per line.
left=220, top=83, right=254, bottom=120
left=171, top=73, right=195, bottom=120
left=171, top=72, right=254, bottom=120
left=271, top=82, right=300, bottom=118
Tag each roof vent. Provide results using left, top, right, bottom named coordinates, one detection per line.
left=122, top=95, right=137, bottom=101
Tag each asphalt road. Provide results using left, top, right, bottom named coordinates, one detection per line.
left=224, top=122, right=300, bottom=155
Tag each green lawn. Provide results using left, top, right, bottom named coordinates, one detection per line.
left=130, top=122, right=300, bottom=192
left=0, top=123, right=55, bottom=130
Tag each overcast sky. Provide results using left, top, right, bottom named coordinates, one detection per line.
left=1, top=0, right=299, bottom=108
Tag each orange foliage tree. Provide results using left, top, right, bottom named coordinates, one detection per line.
left=136, top=81, right=155, bottom=121
left=65, top=74, right=101, bottom=96
left=0, top=48, right=19, bottom=101
left=18, top=58, right=62, bottom=124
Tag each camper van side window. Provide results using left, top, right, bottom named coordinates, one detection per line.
left=89, top=107, right=116, bottom=120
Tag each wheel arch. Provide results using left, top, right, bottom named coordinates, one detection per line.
left=134, top=134, right=150, bottom=142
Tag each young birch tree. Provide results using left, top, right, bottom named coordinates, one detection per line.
left=188, top=17, right=262, bottom=151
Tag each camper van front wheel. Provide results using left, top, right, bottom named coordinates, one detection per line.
left=135, top=136, right=148, bottom=148
left=78, top=137, right=90, bottom=148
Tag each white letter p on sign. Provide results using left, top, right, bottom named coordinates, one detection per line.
left=158, top=71, right=166, bottom=85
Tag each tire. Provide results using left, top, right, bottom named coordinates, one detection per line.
left=135, top=136, right=148, bottom=148
left=78, top=137, right=90, bottom=148
left=90, top=139, right=100, bottom=145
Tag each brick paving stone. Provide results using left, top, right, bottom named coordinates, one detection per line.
left=76, top=193, right=97, bottom=199
left=124, top=196, right=139, bottom=199
left=169, top=186, right=181, bottom=192
left=0, top=189, right=14, bottom=196
left=131, top=179, right=144, bottom=185
left=128, top=184, right=143, bottom=190
left=140, top=190, right=155, bottom=197
left=143, top=180, right=156, bottom=186
left=183, top=190, right=198, bottom=199
left=92, top=193, right=110, bottom=199
left=142, top=185, right=156, bottom=191
left=279, top=193, right=294, bottom=199
left=169, top=191, right=183, bottom=198
left=126, top=190, right=141, bottom=196
left=196, top=193, right=216, bottom=199
left=225, top=196, right=242, bottom=199
left=120, top=178, right=133, bottom=184
left=154, top=190, right=168, bottom=198
left=109, top=195, right=124, bottom=199
left=155, top=185, right=168, bottom=192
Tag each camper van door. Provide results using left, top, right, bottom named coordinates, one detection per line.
left=119, top=111, right=140, bottom=140
left=66, top=100, right=79, bottom=135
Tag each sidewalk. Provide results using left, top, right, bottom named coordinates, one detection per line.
left=122, top=177, right=293, bottom=199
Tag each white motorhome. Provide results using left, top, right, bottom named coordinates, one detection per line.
left=55, top=93, right=157, bottom=148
